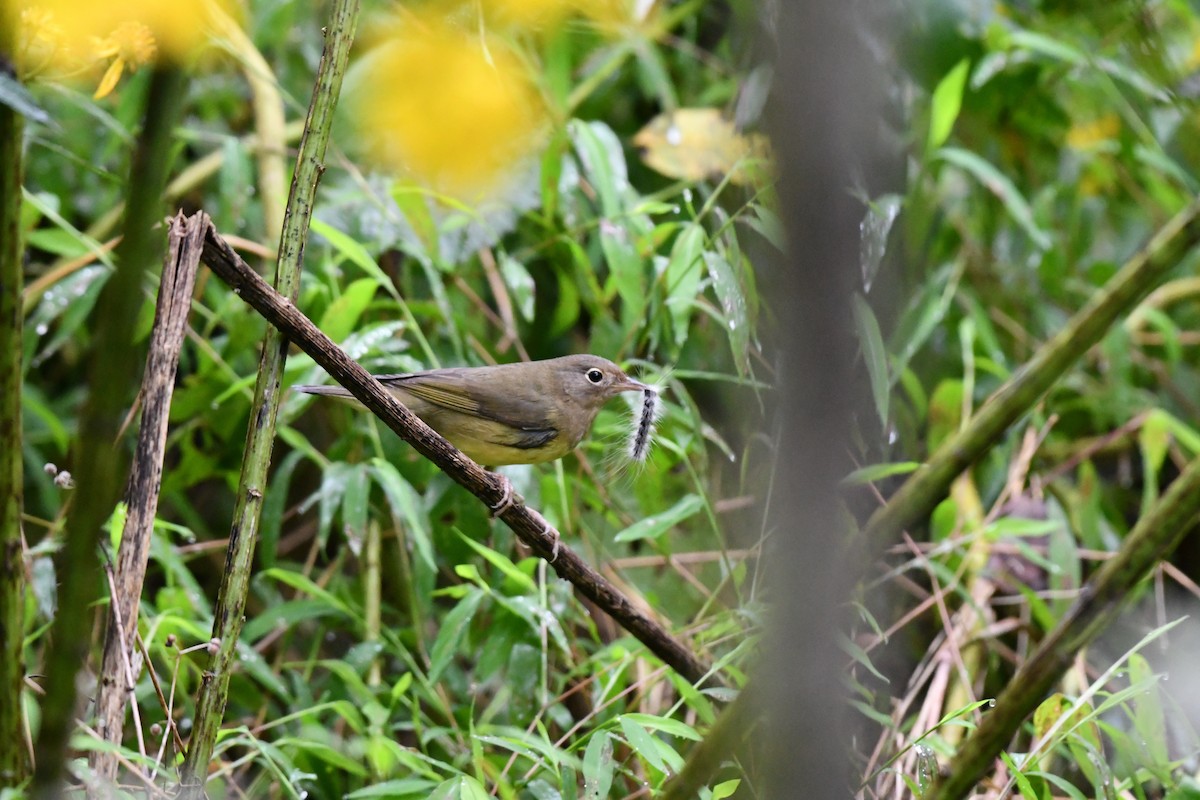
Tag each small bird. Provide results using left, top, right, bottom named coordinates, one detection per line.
left=294, top=354, right=649, bottom=467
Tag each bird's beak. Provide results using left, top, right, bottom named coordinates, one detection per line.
left=614, top=374, right=652, bottom=394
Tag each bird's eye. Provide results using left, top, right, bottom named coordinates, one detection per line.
left=586, top=368, right=604, bottom=384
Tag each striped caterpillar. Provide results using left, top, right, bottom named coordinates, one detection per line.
left=628, top=386, right=661, bottom=463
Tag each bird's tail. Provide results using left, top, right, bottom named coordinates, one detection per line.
left=293, top=383, right=354, bottom=398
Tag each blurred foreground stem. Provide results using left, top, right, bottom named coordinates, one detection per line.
left=0, top=45, right=30, bottom=785
left=31, top=66, right=187, bottom=797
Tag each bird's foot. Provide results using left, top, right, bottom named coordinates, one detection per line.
left=490, top=477, right=558, bottom=561
left=490, top=475, right=518, bottom=517
left=527, top=508, right=559, bottom=562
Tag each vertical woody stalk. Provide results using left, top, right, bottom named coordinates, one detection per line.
left=90, top=213, right=205, bottom=783
left=0, top=22, right=30, bottom=786
left=178, top=1, right=360, bottom=791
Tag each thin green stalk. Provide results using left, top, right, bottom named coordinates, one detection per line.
left=365, top=519, right=381, bottom=689
left=0, top=43, right=31, bottom=787
left=178, top=1, right=360, bottom=791
left=930, top=454, right=1200, bottom=800
left=31, top=66, right=188, bottom=797
left=865, top=196, right=1200, bottom=545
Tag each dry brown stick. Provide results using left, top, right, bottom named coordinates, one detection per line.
left=134, top=631, right=186, bottom=756
left=198, top=220, right=717, bottom=687
left=90, top=212, right=204, bottom=782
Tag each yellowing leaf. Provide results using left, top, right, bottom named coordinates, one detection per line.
left=633, top=108, right=771, bottom=186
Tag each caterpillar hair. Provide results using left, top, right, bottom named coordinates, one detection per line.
left=628, top=386, right=661, bottom=463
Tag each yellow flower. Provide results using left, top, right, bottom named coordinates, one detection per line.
left=91, top=19, right=157, bottom=98
left=348, top=20, right=547, bottom=197
left=15, top=0, right=230, bottom=94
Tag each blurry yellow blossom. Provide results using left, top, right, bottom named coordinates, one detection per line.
left=348, top=21, right=547, bottom=197
left=91, top=20, right=157, bottom=98
left=482, top=0, right=575, bottom=29
left=15, top=0, right=228, bottom=95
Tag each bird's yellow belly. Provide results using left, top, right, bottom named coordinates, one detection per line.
left=417, top=409, right=570, bottom=466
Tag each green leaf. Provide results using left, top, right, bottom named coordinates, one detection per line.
left=927, top=58, right=970, bottom=152
left=600, top=219, right=646, bottom=330
left=340, top=462, right=370, bottom=554
left=614, top=494, right=704, bottom=542
left=664, top=224, right=706, bottom=349
left=1128, top=653, right=1168, bottom=767
left=456, top=532, right=537, bottom=593
left=370, top=459, right=435, bottom=571
left=260, top=568, right=351, bottom=616
left=319, top=278, right=379, bottom=343
left=711, top=779, right=741, bottom=800
left=311, top=218, right=402, bottom=303
left=619, top=712, right=701, bottom=740
left=428, top=591, right=484, bottom=683
left=853, top=294, right=890, bottom=427
left=582, top=732, right=614, bottom=800
left=316, top=462, right=356, bottom=549
left=1140, top=409, right=1171, bottom=514
left=499, top=254, right=536, bottom=321
left=346, top=778, right=439, bottom=798
left=703, top=251, right=750, bottom=374
left=935, top=148, right=1052, bottom=250
left=570, top=120, right=627, bottom=217
left=0, top=72, right=54, bottom=126
left=842, top=461, right=921, bottom=485
left=618, top=717, right=669, bottom=774
left=23, top=189, right=115, bottom=269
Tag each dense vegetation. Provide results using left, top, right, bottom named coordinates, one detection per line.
left=4, top=1, right=1200, bottom=798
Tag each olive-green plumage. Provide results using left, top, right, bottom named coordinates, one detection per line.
left=294, top=354, right=647, bottom=466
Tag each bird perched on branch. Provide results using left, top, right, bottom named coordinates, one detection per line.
left=294, top=354, right=649, bottom=467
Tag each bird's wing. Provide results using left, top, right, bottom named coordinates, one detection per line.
left=378, top=371, right=558, bottom=442
left=377, top=372, right=486, bottom=415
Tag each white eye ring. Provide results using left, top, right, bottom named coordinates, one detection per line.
left=586, top=368, right=604, bottom=384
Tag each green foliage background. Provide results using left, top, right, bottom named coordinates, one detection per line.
left=12, top=0, right=1200, bottom=797
left=14, top=0, right=768, bottom=796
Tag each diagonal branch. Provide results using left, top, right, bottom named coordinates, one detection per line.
left=929, top=453, right=1200, bottom=800
left=197, top=221, right=718, bottom=688
left=865, top=196, right=1200, bottom=545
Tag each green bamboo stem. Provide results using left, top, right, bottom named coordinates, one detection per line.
left=30, top=67, right=188, bottom=797
left=0, top=44, right=31, bottom=786
left=930, top=454, right=1200, bottom=800
left=177, top=2, right=360, bottom=792
left=865, top=196, right=1200, bottom=545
